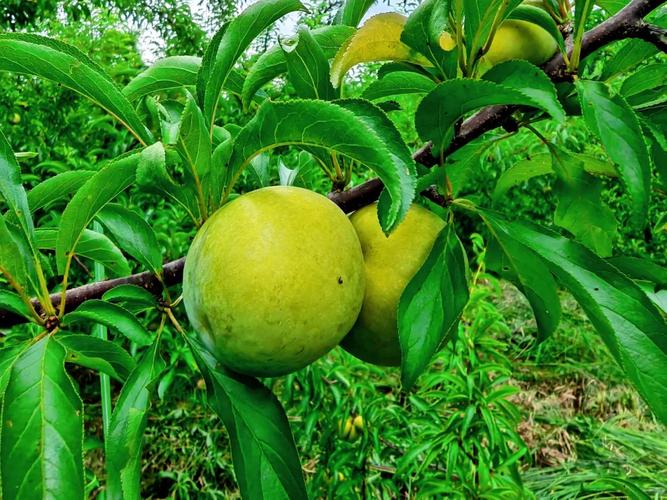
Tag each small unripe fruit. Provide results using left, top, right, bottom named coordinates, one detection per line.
left=342, top=203, right=445, bottom=366
left=183, top=186, right=365, bottom=377
left=485, top=20, right=557, bottom=66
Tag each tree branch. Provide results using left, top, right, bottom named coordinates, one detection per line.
left=1, top=0, right=663, bottom=329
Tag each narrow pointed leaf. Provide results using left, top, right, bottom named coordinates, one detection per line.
left=199, top=0, right=305, bottom=124
left=136, top=141, right=201, bottom=222
left=97, top=204, right=162, bottom=275
left=401, top=0, right=458, bottom=79
left=227, top=99, right=415, bottom=232
left=0, top=216, right=27, bottom=289
left=335, top=0, right=376, bottom=27
left=0, top=290, right=32, bottom=321
left=416, top=79, right=563, bottom=153
left=106, top=341, right=165, bottom=500
left=56, top=153, right=139, bottom=273
left=399, top=224, right=469, bottom=389
left=0, top=129, right=34, bottom=246
left=550, top=147, right=618, bottom=257
left=187, top=336, right=307, bottom=500
left=26, top=170, right=95, bottom=213
left=493, top=152, right=616, bottom=201
left=482, top=60, right=565, bottom=122
left=1, top=336, right=84, bottom=499
left=485, top=233, right=561, bottom=342
left=576, top=80, right=652, bottom=227
left=478, top=209, right=667, bottom=424
left=36, top=227, right=131, bottom=278
left=282, top=27, right=337, bottom=100
left=242, top=25, right=354, bottom=108
left=335, top=99, right=416, bottom=230
left=361, top=71, right=436, bottom=101
left=63, top=300, right=152, bottom=346
left=0, top=33, right=152, bottom=145
left=58, top=333, right=136, bottom=382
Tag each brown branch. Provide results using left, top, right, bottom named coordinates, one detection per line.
left=1, top=0, right=663, bottom=329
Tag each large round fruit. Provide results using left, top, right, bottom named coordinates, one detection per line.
left=485, top=19, right=557, bottom=66
left=183, top=186, right=365, bottom=377
left=341, top=203, right=445, bottom=366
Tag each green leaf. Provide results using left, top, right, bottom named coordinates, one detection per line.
left=620, top=63, right=667, bottom=107
left=607, top=256, right=667, bottom=287
left=56, top=153, right=139, bottom=273
left=36, top=227, right=131, bottom=278
left=399, top=223, right=469, bottom=389
left=106, top=341, right=165, bottom=500
left=0, top=33, right=151, bottom=145
left=550, top=147, right=618, bottom=257
left=26, top=170, right=95, bottom=213
left=493, top=152, right=617, bottom=201
left=335, top=0, right=375, bottom=27
left=199, top=0, right=305, bottom=125
left=477, top=209, right=667, bottom=424
left=607, top=257, right=667, bottom=313
left=416, top=79, right=562, bottom=153
left=227, top=99, right=416, bottom=232
left=401, top=0, right=457, bottom=79
left=601, top=40, right=658, bottom=81
left=482, top=60, right=565, bottom=122
left=63, top=300, right=152, bottom=346
left=58, top=333, right=136, bottom=382
left=136, top=141, right=201, bottom=223
left=123, top=55, right=201, bottom=101
left=0, top=129, right=34, bottom=247
left=485, top=231, right=561, bottom=343
left=187, top=336, right=308, bottom=500
left=0, top=216, right=27, bottom=290
left=573, top=0, right=595, bottom=49
left=177, top=92, right=212, bottom=209
left=102, top=284, right=159, bottom=309
left=361, top=71, right=436, bottom=101
left=242, top=25, right=354, bottom=109
left=507, top=4, right=565, bottom=52
left=282, top=27, right=337, bottom=100
left=97, top=204, right=163, bottom=275
left=335, top=99, right=417, bottom=230
left=0, top=336, right=84, bottom=499
left=123, top=56, right=249, bottom=102
left=0, top=289, right=32, bottom=320
left=576, top=80, right=652, bottom=227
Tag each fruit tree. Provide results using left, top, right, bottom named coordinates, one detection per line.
left=0, top=0, right=665, bottom=497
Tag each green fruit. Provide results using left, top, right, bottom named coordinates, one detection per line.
left=485, top=19, right=557, bottom=66
left=341, top=203, right=445, bottom=366
left=183, top=186, right=365, bottom=377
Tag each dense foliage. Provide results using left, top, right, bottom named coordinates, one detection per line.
left=0, top=0, right=665, bottom=497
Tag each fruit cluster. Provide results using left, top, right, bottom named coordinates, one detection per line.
left=183, top=186, right=444, bottom=377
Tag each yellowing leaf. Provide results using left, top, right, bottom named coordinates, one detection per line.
left=330, top=13, right=430, bottom=87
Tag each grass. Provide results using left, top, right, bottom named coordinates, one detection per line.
left=80, top=279, right=667, bottom=498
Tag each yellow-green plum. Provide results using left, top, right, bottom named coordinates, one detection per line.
left=341, top=203, right=445, bottom=366
left=183, top=186, right=365, bottom=377
left=485, top=19, right=557, bottom=66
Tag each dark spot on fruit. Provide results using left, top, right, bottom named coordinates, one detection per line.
left=338, top=276, right=344, bottom=284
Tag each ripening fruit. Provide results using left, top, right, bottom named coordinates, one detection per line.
left=341, top=203, right=445, bottom=366
left=183, top=186, right=365, bottom=377
left=8, top=113, right=21, bottom=124
left=485, top=19, right=557, bottom=66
